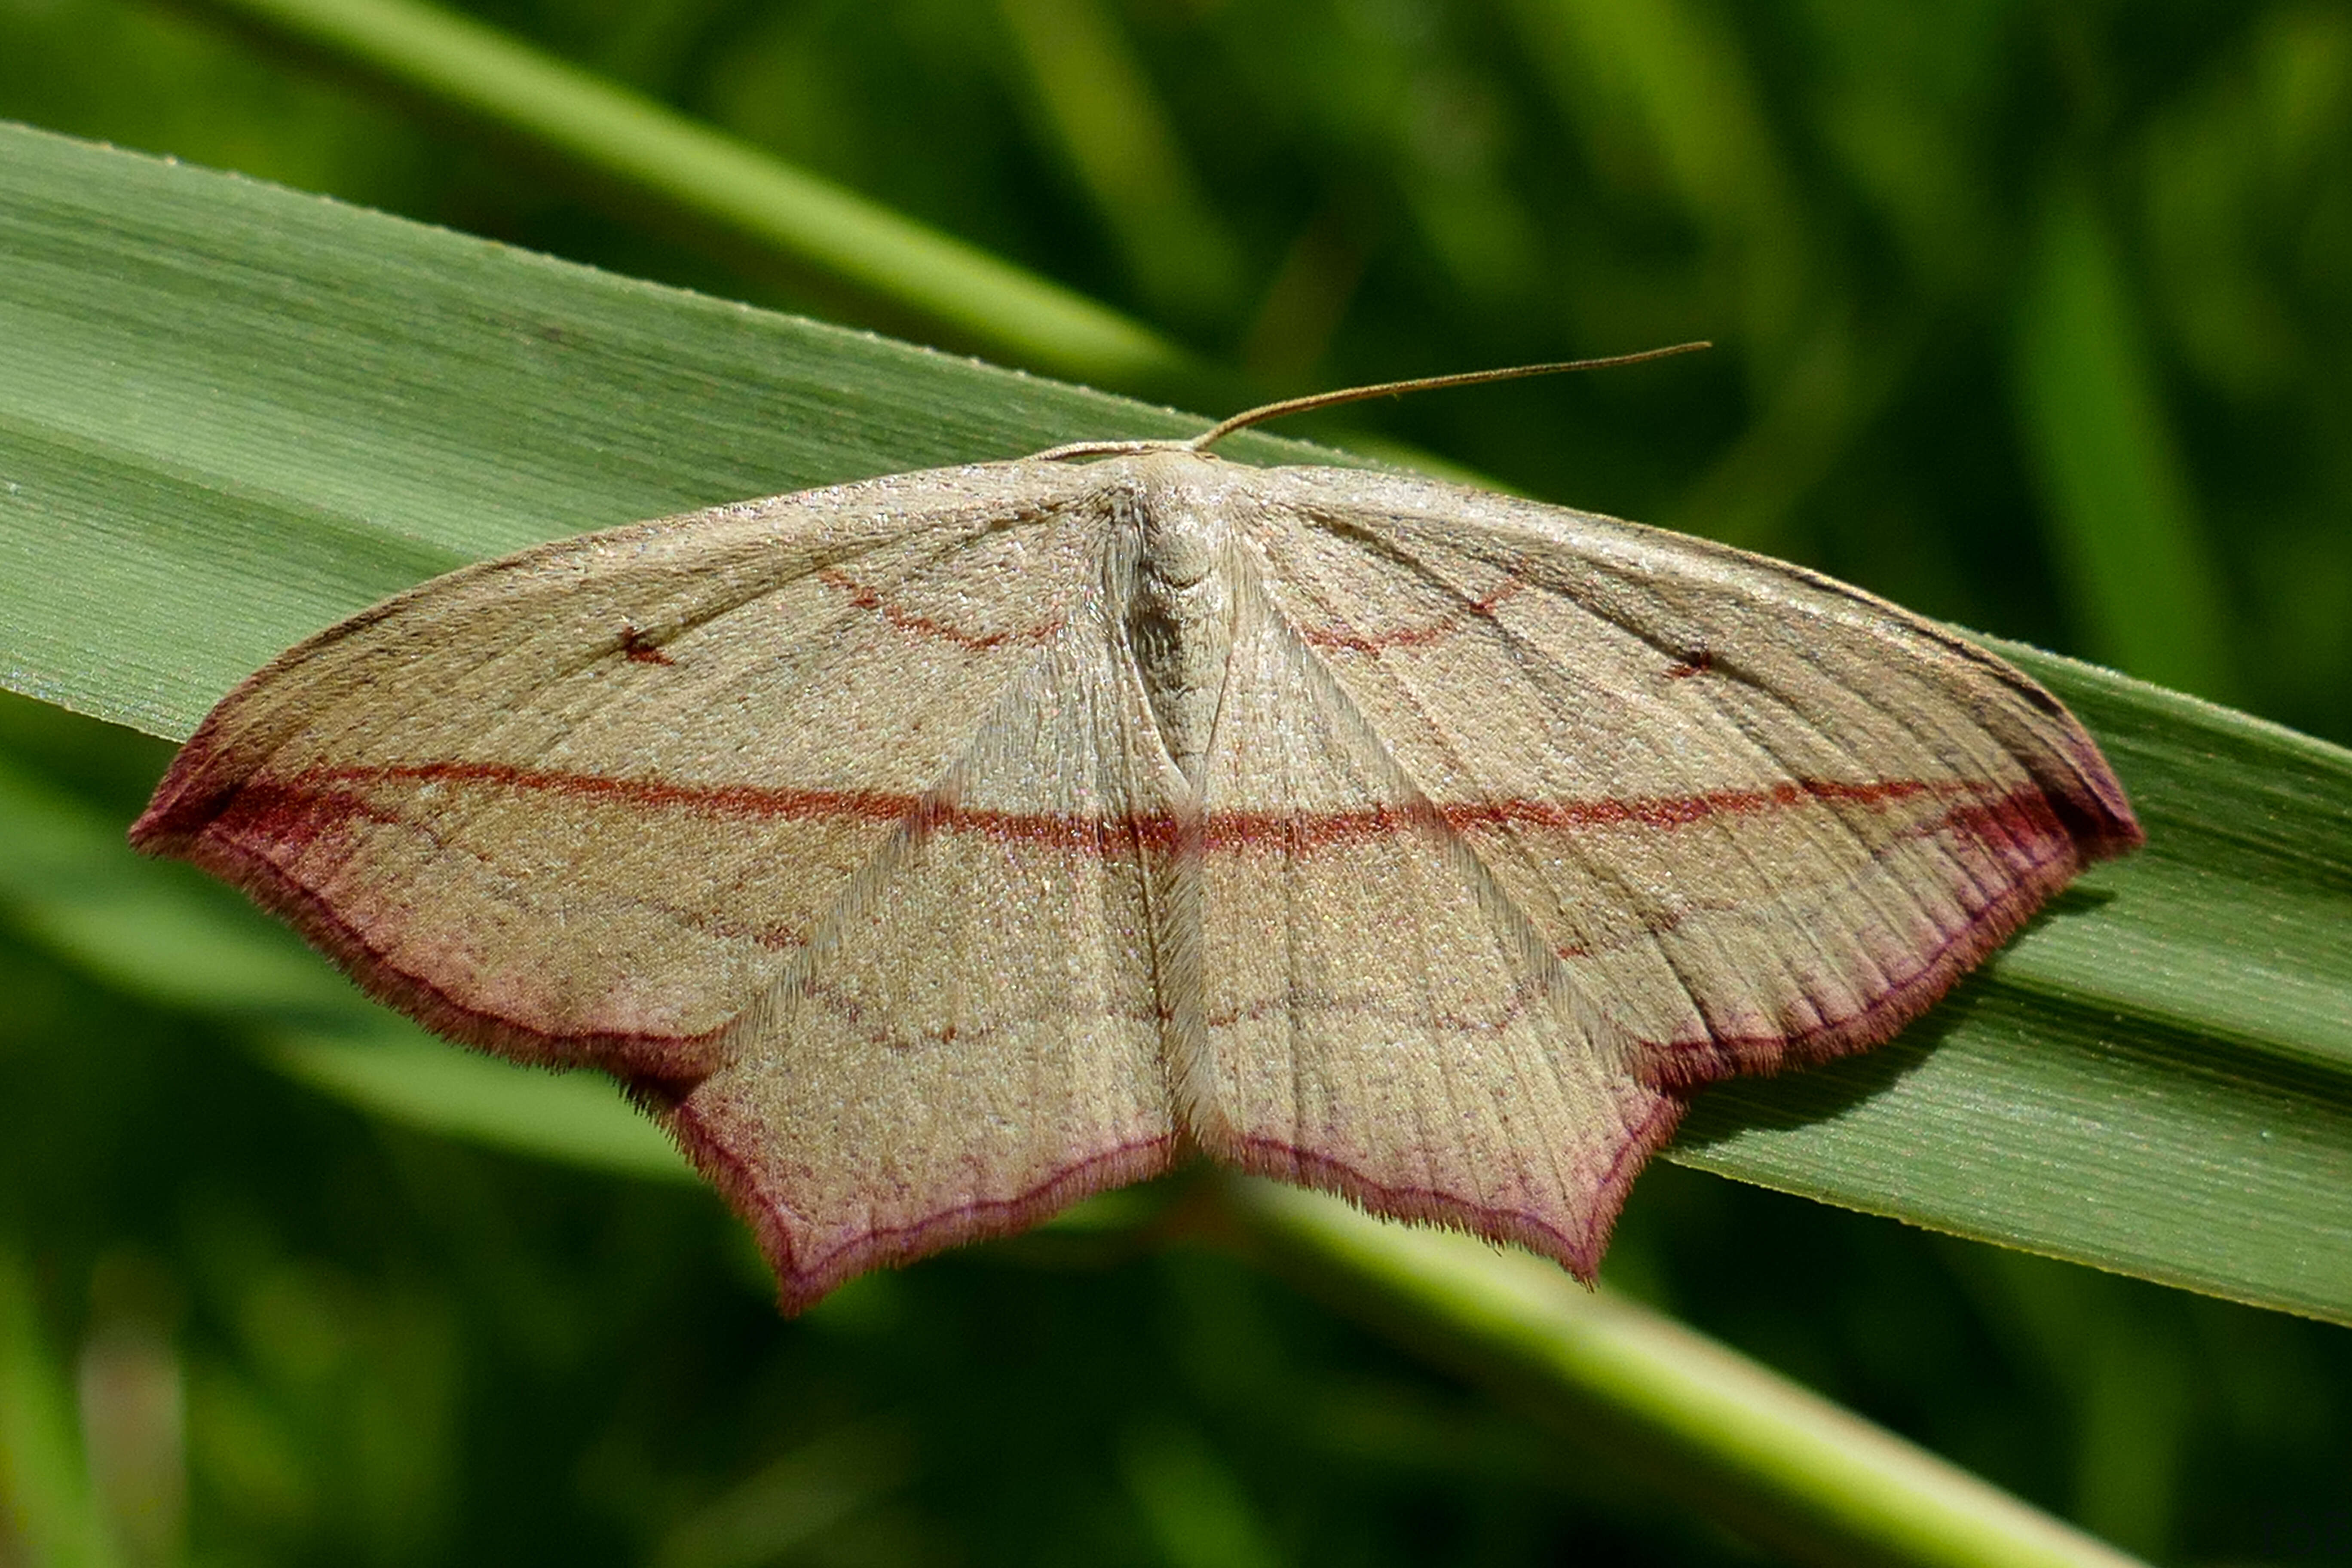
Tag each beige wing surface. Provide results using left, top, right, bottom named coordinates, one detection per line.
left=133, top=461, right=1112, bottom=1079
left=666, top=598, right=1182, bottom=1308
left=1239, top=465, right=2141, bottom=1094
left=1185, top=566, right=1678, bottom=1275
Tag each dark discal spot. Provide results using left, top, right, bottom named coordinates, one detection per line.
left=1666, top=649, right=1715, bottom=679
left=619, top=625, right=674, bottom=665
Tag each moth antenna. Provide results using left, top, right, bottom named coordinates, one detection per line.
left=1183, top=341, right=1712, bottom=451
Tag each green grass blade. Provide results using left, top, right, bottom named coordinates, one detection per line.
left=0, top=1249, right=118, bottom=1568
left=3, top=124, right=2349, bottom=1325
left=994, top=0, right=1246, bottom=326
left=1219, top=1179, right=2149, bottom=1568
left=162, top=0, right=1200, bottom=391
left=263, top=1020, right=694, bottom=1182
left=2014, top=187, right=2235, bottom=700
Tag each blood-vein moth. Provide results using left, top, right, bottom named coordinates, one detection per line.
left=134, top=356, right=2140, bottom=1310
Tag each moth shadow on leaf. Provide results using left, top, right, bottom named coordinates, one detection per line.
left=1667, top=894, right=2098, bottom=1149
left=1667, top=998, right=1967, bottom=1148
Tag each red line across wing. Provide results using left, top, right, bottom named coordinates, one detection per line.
left=1292, top=574, right=1526, bottom=653
left=227, top=762, right=2009, bottom=854
left=815, top=567, right=1065, bottom=650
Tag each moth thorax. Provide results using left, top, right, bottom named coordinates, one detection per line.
left=1119, top=473, right=1237, bottom=785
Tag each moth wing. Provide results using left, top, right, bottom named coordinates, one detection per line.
left=1185, top=570, right=1672, bottom=1274
left=133, top=461, right=1111, bottom=1079
left=1242, top=466, right=2140, bottom=1093
left=666, top=600, right=1182, bottom=1309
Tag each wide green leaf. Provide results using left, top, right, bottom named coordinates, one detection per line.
left=3, top=123, right=2348, bottom=1326
left=168, top=0, right=1201, bottom=392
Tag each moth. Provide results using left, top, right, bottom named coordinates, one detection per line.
left=133, top=355, right=2142, bottom=1310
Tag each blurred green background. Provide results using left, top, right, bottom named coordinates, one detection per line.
left=3, top=0, right=2349, bottom=1563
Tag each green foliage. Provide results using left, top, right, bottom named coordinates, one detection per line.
left=5, top=115, right=2350, bottom=1320
left=1, top=1, right=2348, bottom=1565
